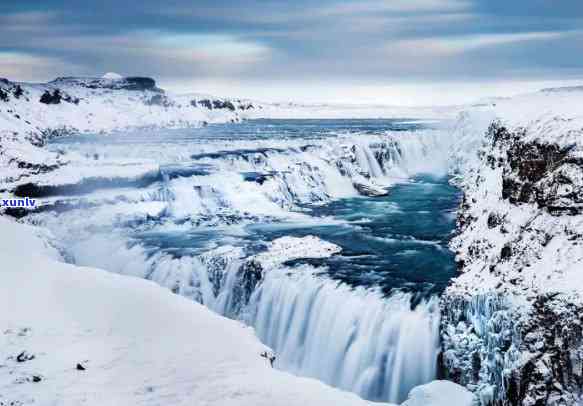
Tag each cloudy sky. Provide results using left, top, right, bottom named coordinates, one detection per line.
left=1, top=0, right=583, bottom=105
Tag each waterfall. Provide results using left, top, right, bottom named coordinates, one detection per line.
left=68, top=233, right=443, bottom=404
left=245, top=265, right=441, bottom=404
left=34, top=124, right=455, bottom=404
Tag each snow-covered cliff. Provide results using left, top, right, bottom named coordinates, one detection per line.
left=442, top=88, right=583, bottom=405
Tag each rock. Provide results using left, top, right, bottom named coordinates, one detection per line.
left=197, top=99, right=213, bottom=109
left=50, top=76, right=160, bottom=92
left=260, top=351, right=276, bottom=367
left=15, top=351, right=35, bottom=363
left=487, top=212, right=504, bottom=229
left=40, top=89, right=62, bottom=104
left=39, top=89, right=79, bottom=105
left=495, top=123, right=583, bottom=215
left=124, top=77, right=156, bottom=91
left=353, top=182, right=388, bottom=196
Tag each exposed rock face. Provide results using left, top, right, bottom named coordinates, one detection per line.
left=39, top=89, right=80, bottom=105
left=441, top=119, right=583, bottom=405
left=353, top=182, right=388, bottom=196
left=50, top=76, right=160, bottom=92
left=191, top=98, right=248, bottom=111
left=492, top=124, right=583, bottom=215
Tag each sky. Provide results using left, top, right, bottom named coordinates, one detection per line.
left=1, top=0, right=583, bottom=105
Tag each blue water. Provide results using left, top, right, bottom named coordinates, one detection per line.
left=246, top=175, right=460, bottom=300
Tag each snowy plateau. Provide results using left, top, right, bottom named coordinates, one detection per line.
left=0, top=74, right=582, bottom=406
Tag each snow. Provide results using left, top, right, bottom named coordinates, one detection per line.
left=244, top=102, right=459, bottom=120
left=253, top=236, right=342, bottom=269
left=102, top=72, right=123, bottom=80
left=401, top=381, right=473, bottom=406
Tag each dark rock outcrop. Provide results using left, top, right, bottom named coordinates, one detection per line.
left=191, top=98, right=242, bottom=111
left=39, top=89, right=80, bottom=105
left=0, top=78, right=28, bottom=102
left=488, top=122, right=583, bottom=215
left=50, top=76, right=160, bottom=92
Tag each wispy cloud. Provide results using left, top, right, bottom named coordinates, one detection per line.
left=5, top=30, right=272, bottom=78
left=0, top=52, right=82, bottom=81
left=315, top=0, right=470, bottom=16
left=390, top=31, right=567, bottom=56
left=0, top=10, right=58, bottom=26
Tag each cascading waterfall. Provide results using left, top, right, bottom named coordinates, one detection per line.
left=32, top=122, right=457, bottom=404
left=65, top=235, right=442, bottom=403
left=245, top=265, right=440, bottom=404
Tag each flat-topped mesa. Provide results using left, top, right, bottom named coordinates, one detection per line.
left=49, top=76, right=161, bottom=92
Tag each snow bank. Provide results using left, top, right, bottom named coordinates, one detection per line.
left=402, top=381, right=473, bottom=406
